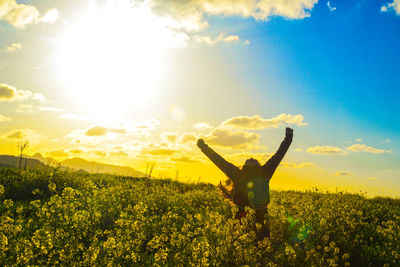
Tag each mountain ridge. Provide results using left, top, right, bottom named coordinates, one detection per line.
left=0, top=153, right=145, bottom=177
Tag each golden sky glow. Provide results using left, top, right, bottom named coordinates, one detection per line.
left=0, top=0, right=399, bottom=197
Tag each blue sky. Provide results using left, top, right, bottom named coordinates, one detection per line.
left=209, top=0, right=400, bottom=132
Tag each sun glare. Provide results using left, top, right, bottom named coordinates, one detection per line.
left=58, top=2, right=175, bottom=120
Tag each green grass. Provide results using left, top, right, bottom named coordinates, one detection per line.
left=0, top=167, right=399, bottom=266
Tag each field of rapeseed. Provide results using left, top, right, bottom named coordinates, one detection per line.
left=1, top=167, right=399, bottom=266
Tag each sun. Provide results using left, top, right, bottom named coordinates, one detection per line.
left=58, top=2, right=176, bottom=120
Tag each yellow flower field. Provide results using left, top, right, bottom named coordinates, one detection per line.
left=1, top=168, right=399, bottom=266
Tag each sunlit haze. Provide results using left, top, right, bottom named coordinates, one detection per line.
left=0, top=0, right=399, bottom=197
left=58, top=2, right=174, bottom=119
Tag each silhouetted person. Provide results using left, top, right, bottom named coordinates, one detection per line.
left=197, top=127, right=293, bottom=241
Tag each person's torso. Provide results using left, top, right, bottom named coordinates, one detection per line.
left=233, top=167, right=271, bottom=210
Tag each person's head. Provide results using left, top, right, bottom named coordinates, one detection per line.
left=242, top=158, right=260, bottom=170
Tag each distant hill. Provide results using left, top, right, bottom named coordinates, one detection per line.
left=24, top=153, right=59, bottom=165
left=1, top=154, right=145, bottom=177
left=0, top=155, right=46, bottom=169
left=61, top=158, right=145, bottom=177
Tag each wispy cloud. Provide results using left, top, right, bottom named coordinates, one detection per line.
left=39, top=8, right=60, bottom=23
left=142, top=148, right=178, bottom=156
left=327, top=1, right=337, bottom=12
left=307, top=143, right=391, bottom=155
left=0, top=1, right=60, bottom=28
left=307, top=146, right=347, bottom=155
left=160, top=132, right=179, bottom=143
left=82, top=0, right=318, bottom=50
left=160, top=132, right=197, bottom=144
left=193, top=122, right=214, bottom=130
left=39, top=107, right=66, bottom=113
left=0, top=83, right=47, bottom=103
left=170, top=156, right=200, bottom=163
left=1, top=128, right=44, bottom=144
left=221, top=114, right=308, bottom=130
left=381, top=0, right=400, bottom=15
left=0, top=0, right=39, bottom=28
left=347, top=144, right=390, bottom=154
left=193, top=33, right=249, bottom=46
left=281, top=162, right=317, bottom=168
left=148, top=0, right=319, bottom=34
left=5, top=43, right=22, bottom=52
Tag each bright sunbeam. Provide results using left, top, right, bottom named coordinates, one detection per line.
left=58, top=1, right=177, bottom=120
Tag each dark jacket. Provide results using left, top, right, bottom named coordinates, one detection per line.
left=199, top=133, right=292, bottom=211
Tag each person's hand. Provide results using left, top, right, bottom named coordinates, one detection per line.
left=197, top=138, right=206, bottom=148
left=286, top=127, right=293, bottom=136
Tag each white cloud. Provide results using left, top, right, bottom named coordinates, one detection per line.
left=65, top=119, right=160, bottom=147
left=181, top=132, right=197, bottom=143
left=19, top=90, right=47, bottom=103
left=160, top=131, right=197, bottom=144
left=132, top=118, right=160, bottom=130
left=5, top=43, right=22, bottom=52
left=148, top=0, right=318, bottom=33
left=0, top=0, right=39, bottom=28
left=160, top=132, right=179, bottom=143
left=140, top=143, right=179, bottom=156
left=347, top=144, right=389, bottom=154
left=39, top=8, right=59, bottom=23
left=85, top=126, right=108, bottom=137
left=101, top=0, right=318, bottom=49
left=307, top=145, right=347, bottom=155
left=193, top=33, right=249, bottom=46
left=327, top=1, right=336, bottom=12
left=205, top=127, right=260, bottom=149
left=0, top=83, right=47, bottom=103
left=381, top=0, right=400, bottom=15
left=0, top=83, right=17, bottom=101
left=221, top=113, right=308, bottom=129
left=0, top=1, right=60, bottom=28
left=356, top=138, right=362, bottom=143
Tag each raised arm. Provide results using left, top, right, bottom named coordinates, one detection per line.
left=263, top=127, right=293, bottom=173
left=197, top=139, right=239, bottom=180
left=218, top=181, right=233, bottom=200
